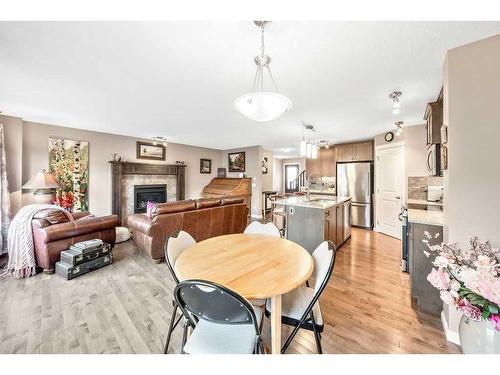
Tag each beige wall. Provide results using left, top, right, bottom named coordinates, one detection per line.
left=0, top=115, right=23, bottom=214
left=222, top=145, right=263, bottom=218
left=3, top=115, right=223, bottom=217
left=273, top=158, right=283, bottom=193
left=442, top=34, right=500, bottom=339
left=261, top=150, right=274, bottom=192
left=374, top=123, right=429, bottom=184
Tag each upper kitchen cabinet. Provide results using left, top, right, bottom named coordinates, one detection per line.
left=320, top=147, right=336, bottom=177
left=424, top=93, right=443, bottom=146
left=306, top=154, right=321, bottom=178
left=336, top=141, right=373, bottom=162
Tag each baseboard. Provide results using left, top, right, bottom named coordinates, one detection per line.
left=441, top=310, right=461, bottom=345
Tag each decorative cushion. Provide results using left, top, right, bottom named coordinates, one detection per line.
left=116, top=226, right=131, bottom=243
left=146, top=201, right=156, bottom=217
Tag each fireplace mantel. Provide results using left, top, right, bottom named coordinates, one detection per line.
left=110, top=161, right=186, bottom=223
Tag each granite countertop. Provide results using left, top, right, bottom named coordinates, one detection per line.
left=408, top=209, right=444, bottom=226
left=274, top=195, right=351, bottom=210
left=407, top=198, right=443, bottom=207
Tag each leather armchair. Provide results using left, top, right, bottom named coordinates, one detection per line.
left=32, top=210, right=119, bottom=272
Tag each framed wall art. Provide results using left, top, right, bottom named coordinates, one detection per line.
left=49, top=137, right=89, bottom=212
left=200, top=158, right=212, bottom=174
left=136, top=141, right=166, bottom=161
left=228, top=152, right=245, bottom=172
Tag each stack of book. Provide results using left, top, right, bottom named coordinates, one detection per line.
left=55, top=239, right=112, bottom=280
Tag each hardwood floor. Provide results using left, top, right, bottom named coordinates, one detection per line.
left=0, top=228, right=460, bottom=354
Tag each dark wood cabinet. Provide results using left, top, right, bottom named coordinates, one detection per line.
left=424, top=101, right=443, bottom=145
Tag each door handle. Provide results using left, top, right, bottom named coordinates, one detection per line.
left=396, top=195, right=401, bottom=200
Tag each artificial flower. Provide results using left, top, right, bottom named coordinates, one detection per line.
left=457, top=298, right=482, bottom=321
left=489, top=314, right=500, bottom=331
left=427, top=268, right=450, bottom=290
left=440, top=290, right=455, bottom=305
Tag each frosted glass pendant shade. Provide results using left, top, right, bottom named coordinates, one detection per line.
left=311, top=145, right=318, bottom=159
left=234, top=92, right=293, bottom=122
left=300, top=140, right=307, bottom=156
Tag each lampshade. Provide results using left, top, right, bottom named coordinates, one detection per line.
left=234, top=92, right=292, bottom=122
left=22, top=169, right=61, bottom=190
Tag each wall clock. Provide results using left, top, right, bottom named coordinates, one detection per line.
left=384, top=132, right=394, bottom=142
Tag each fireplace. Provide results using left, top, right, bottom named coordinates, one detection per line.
left=134, top=184, right=167, bottom=213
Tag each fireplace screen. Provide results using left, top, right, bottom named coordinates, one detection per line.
left=134, top=184, right=167, bottom=213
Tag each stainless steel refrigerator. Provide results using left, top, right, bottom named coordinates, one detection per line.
left=336, top=162, right=373, bottom=229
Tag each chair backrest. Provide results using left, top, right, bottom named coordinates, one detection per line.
left=311, top=241, right=337, bottom=295
left=173, top=280, right=260, bottom=334
left=164, top=230, right=196, bottom=283
left=243, top=221, right=281, bottom=237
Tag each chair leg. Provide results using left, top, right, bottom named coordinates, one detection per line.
left=163, top=303, right=178, bottom=354
left=281, top=323, right=302, bottom=354
left=180, top=319, right=189, bottom=354
left=311, top=318, right=323, bottom=354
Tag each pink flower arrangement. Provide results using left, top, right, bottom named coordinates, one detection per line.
left=424, top=234, right=500, bottom=331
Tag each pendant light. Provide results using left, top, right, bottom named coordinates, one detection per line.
left=389, top=90, right=402, bottom=115
left=300, top=123, right=318, bottom=159
left=234, top=21, right=292, bottom=122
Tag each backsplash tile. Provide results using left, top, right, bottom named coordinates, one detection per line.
left=408, top=176, right=443, bottom=200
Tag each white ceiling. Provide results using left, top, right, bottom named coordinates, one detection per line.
left=1, top=21, right=500, bottom=158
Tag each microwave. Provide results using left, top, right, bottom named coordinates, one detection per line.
left=427, top=144, right=441, bottom=176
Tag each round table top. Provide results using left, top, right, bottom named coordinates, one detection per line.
left=175, top=233, right=314, bottom=299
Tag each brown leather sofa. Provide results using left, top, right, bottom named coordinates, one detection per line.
left=32, top=209, right=119, bottom=272
left=127, top=197, right=248, bottom=262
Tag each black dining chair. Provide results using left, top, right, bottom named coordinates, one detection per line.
left=265, top=240, right=337, bottom=354
left=173, top=279, right=264, bottom=354
left=163, top=230, right=196, bottom=354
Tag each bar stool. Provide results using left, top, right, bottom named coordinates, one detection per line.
left=269, top=194, right=287, bottom=237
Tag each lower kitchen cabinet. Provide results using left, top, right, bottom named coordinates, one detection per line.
left=408, top=222, right=442, bottom=315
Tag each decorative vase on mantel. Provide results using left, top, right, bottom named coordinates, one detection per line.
left=459, top=315, right=500, bottom=354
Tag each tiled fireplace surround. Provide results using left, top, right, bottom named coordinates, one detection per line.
left=121, top=174, right=177, bottom=221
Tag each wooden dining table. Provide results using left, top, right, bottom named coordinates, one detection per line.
left=174, top=233, right=314, bottom=354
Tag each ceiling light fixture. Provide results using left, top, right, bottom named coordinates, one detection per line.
left=152, top=136, right=168, bottom=147
left=389, top=90, right=402, bottom=115
left=300, top=123, right=318, bottom=159
left=395, top=121, right=404, bottom=136
left=234, top=21, right=292, bottom=122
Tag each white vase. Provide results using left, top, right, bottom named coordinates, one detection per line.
left=459, top=316, right=500, bottom=354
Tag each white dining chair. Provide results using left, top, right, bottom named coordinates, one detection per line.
left=163, top=230, right=196, bottom=354
left=264, top=240, right=337, bottom=354
left=244, top=221, right=281, bottom=237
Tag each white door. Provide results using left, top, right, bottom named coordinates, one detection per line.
left=376, top=144, right=404, bottom=239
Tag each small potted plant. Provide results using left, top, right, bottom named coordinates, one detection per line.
left=424, top=233, right=500, bottom=353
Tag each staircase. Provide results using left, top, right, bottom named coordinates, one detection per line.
left=287, top=170, right=306, bottom=193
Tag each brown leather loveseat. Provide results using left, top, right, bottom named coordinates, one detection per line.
left=32, top=209, right=119, bottom=273
left=127, top=197, right=248, bottom=263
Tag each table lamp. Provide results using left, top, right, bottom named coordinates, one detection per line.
left=22, top=169, right=61, bottom=204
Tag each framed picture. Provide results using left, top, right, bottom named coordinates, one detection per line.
left=136, top=141, right=166, bottom=161
left=262, top=157, right=268, bottom=174
left=228, top=152, right=246, bottom=172
left=200, top=158, right=212, bottom=174
left=49, top=137, right=89, bottom=212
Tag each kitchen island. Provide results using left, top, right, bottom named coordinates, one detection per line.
left=274, top=195, right=351, bottom=253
